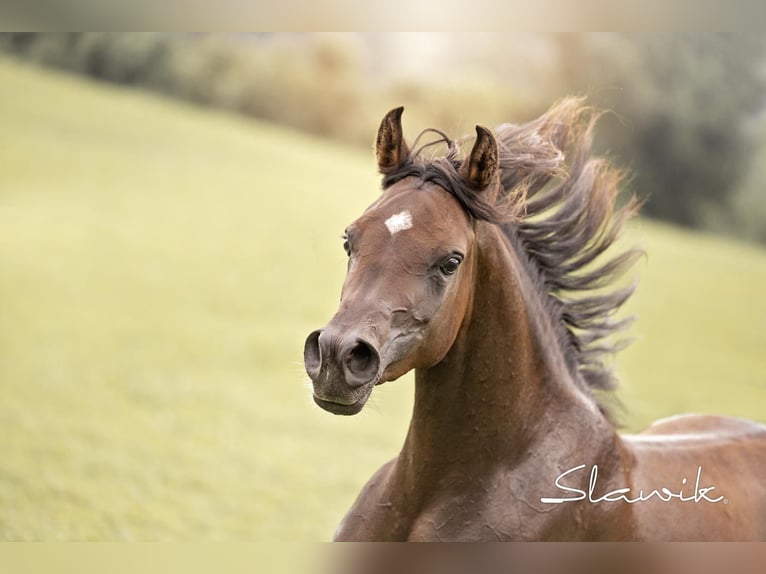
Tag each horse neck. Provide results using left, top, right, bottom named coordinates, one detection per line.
left=403, top=221, right=615, bottom=477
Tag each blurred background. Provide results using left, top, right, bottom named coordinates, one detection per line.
left=1, top=33, right=765, bottom=541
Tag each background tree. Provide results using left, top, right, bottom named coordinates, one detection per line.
left=556, top=34, right=766, bottom=229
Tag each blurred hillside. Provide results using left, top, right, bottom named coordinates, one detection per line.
left=2, top=33, right=766, bottom=243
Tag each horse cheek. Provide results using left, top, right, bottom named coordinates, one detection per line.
left=423, top=282, right=471, bottom=367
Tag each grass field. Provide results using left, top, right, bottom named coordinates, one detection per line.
left=1, top=56, right=765, bottom=541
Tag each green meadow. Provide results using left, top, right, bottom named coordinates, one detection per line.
left=1, top=56, right=765, bottom=541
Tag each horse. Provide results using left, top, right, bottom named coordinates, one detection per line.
left=303, top=99, right=766, bottom=541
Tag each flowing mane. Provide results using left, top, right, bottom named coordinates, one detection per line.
left=380, top=98, right=642, bottom=419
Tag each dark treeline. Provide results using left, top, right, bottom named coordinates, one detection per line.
left=2, top=33, right=765, bottom=243
left=557, top=34, right=766, bottom=239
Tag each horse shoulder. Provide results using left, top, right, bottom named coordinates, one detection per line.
left=332, top=457, right=404, bottom=541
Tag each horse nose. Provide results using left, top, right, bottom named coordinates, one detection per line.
left=303, top=328, right=380, bottom=388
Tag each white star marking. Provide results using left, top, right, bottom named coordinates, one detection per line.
left=384, top=210, right=413, bottom=236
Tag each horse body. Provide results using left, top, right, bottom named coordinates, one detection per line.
left=624, top=416, right=766, bottom=540
left=305, top=101, right=766, bottom=541
left=336, top=419, right=766, bottom=541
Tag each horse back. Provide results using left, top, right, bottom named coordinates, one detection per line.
left=622, top=414, right=766, bottom=540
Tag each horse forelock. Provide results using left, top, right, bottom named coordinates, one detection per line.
left=381, top=131, right=504, bottom=224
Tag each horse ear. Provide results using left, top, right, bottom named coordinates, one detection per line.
left=376, top=106, right=410, bottom=173
left=461, top=126, right=498, bottom=191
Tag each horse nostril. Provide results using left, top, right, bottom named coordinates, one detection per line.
left=347, top=343, right=372, bottom=373
left=304, top=330, right=322, bottom=379
left=344, top=339, right=380, bottom=386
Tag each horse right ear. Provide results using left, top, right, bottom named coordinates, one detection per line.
left=375, top=106, right=410, bottom=173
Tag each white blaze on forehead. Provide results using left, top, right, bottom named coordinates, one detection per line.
left=384, top=210, right=413, bottom=235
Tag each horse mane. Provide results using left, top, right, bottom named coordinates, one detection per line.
left=381, top=98, right=642, bottom=422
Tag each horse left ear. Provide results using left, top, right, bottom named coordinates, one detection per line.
left=461, top=126, right=498, bottom=192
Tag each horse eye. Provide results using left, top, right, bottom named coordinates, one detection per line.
left=439, top=255, right=462, bottom=275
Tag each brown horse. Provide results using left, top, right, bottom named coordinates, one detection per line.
left=303, top=99, right=766, bottom=541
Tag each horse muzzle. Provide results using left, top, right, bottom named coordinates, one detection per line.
left=304, top=327, right=382, bottom=415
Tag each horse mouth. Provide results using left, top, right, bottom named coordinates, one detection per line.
left=313, top=392, right=371, bottom=416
